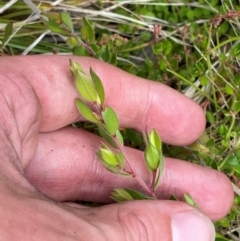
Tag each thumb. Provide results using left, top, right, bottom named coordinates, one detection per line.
left=88, top=200, right=215, bottom=241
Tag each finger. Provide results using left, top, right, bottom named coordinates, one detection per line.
left=24, top=127, right=233, bottom=221
left=4, top=181, right=215, bottom=241
left=1, top=55, right=205, bottom=145
left=78, top=200, right=215, bottom=241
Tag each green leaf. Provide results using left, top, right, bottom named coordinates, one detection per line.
left=206, top=138, right=215, bottom=147
left=101, top=45, right=111, bottom=62
left=200, top=76, right=209, bottom=86
left=122, top=189, right=152, bottom=200
left=154, top=154, right=164, bottom=188
left=206, top=111, right=215, bottom=124
left=170, top=194, right=179, bottom=201
left=218, top=124, right=227, bottom=136
left=90, top=43, right=100, bottom=54
left=76, top=99, right=100, bottom=123
left=152, top=42, right=164, bottom=55
left=145, top=144, right=160, bottom=172
left=234, top=196, right=240, bottom=205
left=215, top=218, right=230, bottom=228
left=219, top=53, right=227, bottom=62
left=163, top=41, right=172, bottom=55
left=148, top=129, right=162, bottom=154
left=116, top=151, right=125, bottom=169
left=81, top=17, right=95, bottom=43
left=111, top=189, right=133, bottom=202
left=215, top=233, right=231, bottom=241
left=152, top=41, right=172, bottom=56
left=233, top=100, right=240, bottom=113
left=110, top=52, right=117, bottom=65
left=186, top=10, right=194, bottom=21
left=231, top=44, right=240, bottom=57
left=66, top=36, right=79, bottom=47
left=116, top=130, right=124, bottom=146
left=61, top=12, right=73, bottom=31
left=195, top=62, right=205, bottom=74
left=210, top=0, right=219, bottom=6
left=98, top=125, right=117, bottom=148
left=219, top=21, right=229, bottom=35
left=81, top=25, right=90, bottom=41
left=159, top=60, right=167, bottom=71
left=96, top=143, right=127, bottom=174
left=41, top=12, right=61, bottom=22
left=2, top=21, right=13, bottom=48
left=75, top=69, right=98, bottom=102
left=72, top=45, right=90, bottom=56
left=97, top=144, right=119, bottom=168
left=232, top=73, right=240, bottom=87
left=111, top=188, right=152, bottom=202
left=225, top=84, right=234, bottom=95
left=90, top=68, right=105, bottom=105
left=102, top=107, right=119, bottom=135
left=193, top=8, right=203, bottom=18
left=189, top=65, right=198, bottom=77
left=183, top=193, right=199, bottom=209
left=41, top=17, right=70, bottom=36
left=69, top=59, right=83, bottom=77
left=221, top=139, right=228, bottom=148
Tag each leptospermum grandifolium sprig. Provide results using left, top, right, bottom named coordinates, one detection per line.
left=69, top=59, right=164, bottom=201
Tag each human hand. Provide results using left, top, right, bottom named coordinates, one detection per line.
left=0, top=55, right=233, bottom=240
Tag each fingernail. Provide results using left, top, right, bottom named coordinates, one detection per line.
left=172, top=211, right=215, bottom=241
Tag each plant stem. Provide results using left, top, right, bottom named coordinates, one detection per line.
left=151, top=170, right=157, bottom=193
left=205, top=24, right=218, bottom=120
left=225, top=112, right=236, bottom=141
left=113, top=136, right=157, bottom=199
left=60, top=23, right=96, bottom=57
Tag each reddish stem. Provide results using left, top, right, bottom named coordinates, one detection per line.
left=113, top=136, right=157, bottom=199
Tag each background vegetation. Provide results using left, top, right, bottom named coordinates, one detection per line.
left=0, top=0, right=240, bottom=240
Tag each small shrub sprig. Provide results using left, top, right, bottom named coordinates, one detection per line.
left=69, top=59, right=164, bottom=201
left=41, top=13, right=117, bottom=65
left=41, top=12, right=199, bottom=205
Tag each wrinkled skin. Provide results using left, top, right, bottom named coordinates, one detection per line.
left=0, top=56, right=233, bottom=240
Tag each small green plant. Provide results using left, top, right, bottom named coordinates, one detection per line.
left=41, top=13, right=117, bottom=65
left=69, top=59, right=164, bottom=201
left=69, top=59, right=200, bottom=206
left=40, top=9, right=201, bottom=205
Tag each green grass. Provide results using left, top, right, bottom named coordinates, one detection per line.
left=1, top=0, right=240, bottom=240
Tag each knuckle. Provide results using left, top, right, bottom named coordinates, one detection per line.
left=117, top=207, right=157, bottom=241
